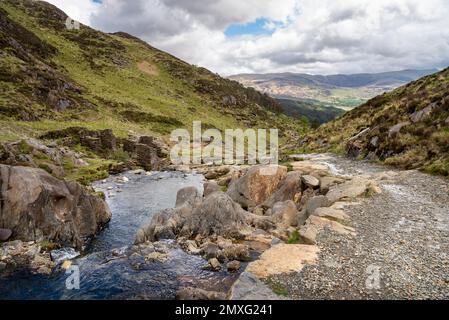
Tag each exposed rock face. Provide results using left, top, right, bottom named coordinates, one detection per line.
left=228, top=271, right=282, bottom=300
left=0, top=139, right=88, bottom=178
left=388, top=122, right=410, bottom=138
left=40, top=127, right=169, bottom=171
left=271, top=201, right=299, bottom=228
left=299, top=215, right=355, bottom=245
left=227, top=165, right=287, bottom=209
left=261, top=171, right=302, bottom=208
left=326, top=177, right=376, bottom=203
left=41, top=127, right=117, bottom=156
left=175, top=186, right=201, bottom=207
left=203, top=181, right=221, bottom=197
left=303, top=196, right=332, bottom=217
left=136, top=190, right=249, bottom=243
left=0, top=165, right=111, bottom=249
left=0, top=228, right=12, bottom=242
left=0, top=240, right=55, bottom=275
left=246, top=244, right=319, bottom=278
left=180, top=192, right=248, bottom=239
left=301, top=175, right=320, bottom=188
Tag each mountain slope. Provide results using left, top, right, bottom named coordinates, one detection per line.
left=276, top=98, right=345, bottom=127
left=300, top=68, right=449, bottom=176
left=230, top=69, right=437, bottom=110
left=0, top=0, right=304, bottom=144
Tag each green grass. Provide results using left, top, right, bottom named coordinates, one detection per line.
left=287, top=230, right=300, bottom=244
left=265, top=278, right=289, bottom=297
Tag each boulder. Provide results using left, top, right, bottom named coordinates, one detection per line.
left=326, top=177, right=375, bottom=203
left=313, top=207, right=350, bottom=224
left=291, top=161, right=329, bottom=176
left=136, top=192, right=249, bottom=243
left=261, top=171, right=302, bottom=208
left=203, top=181, right=221, bottom=197
left=175, top=186, right=201, bottom=207
left=205, top=258, right=221, bottom=271
left=410, top=103, right=437, bottom=123
left=246, top=244, right=319, bottom=278
left=388, top=122, right=410, bottom=138
left=299, top=216, right=355, bottom=245
left=303, top=195, right=332, bottom=217
left=0, top=228, right=12, bottom=242
left=228, top=271, right=282, bottom=300
left=301, top=175, right=320, bottom=189
left=227, top=260, right=241, bottom=272
left=176, top=287, right=226, bottom=300
left=227, top=165, right=287, bottom=209
left=180, top=193, right=248, bottom=239
left=271, top=201, right=299, bottom=227
left=319, top=176, right=344, bottom=194
left=0, top=165, right=111, bottom=249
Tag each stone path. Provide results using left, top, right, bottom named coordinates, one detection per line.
left=272, top=154, right=449, bottom=300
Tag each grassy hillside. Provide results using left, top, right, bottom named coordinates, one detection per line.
left=300, top=68, right=449, bottom=176
left=0, top=0, right=305, bottom=144
left=276, top=98, right=345, bottom=127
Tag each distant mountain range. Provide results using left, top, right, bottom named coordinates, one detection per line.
left=230, top=69, right=438, bottom=110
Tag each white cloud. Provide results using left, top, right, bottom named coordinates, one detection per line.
left=45, top=0, right=449, bottom=75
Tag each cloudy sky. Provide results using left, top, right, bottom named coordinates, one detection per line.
left=46, top=0, right=449, bottom=76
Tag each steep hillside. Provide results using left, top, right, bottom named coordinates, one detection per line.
left=300, top=68, right=449, bottom=176
left=0, top=0, right=304, bottom=143
left=276, top=98, right=345, bottom=127
left=230, top=69, right=437, bottom=110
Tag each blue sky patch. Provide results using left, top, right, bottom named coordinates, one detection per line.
left=224, top=18, right=281, bottom=37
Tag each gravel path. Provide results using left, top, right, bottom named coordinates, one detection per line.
left=273, top=154, right=449, bottom=300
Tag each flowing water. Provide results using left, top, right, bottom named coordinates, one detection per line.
left=0, top=171, right=239, bottom=300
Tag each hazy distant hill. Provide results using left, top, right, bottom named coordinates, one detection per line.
left=276, top=99, right=344, bottom=127
left=230, top=69, right=438, bottom=110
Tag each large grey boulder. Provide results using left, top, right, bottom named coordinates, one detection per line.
left=175, top=186, right=201, bottom=207
left=0, top=165, right=111, bottom=250
left=228, top=271, right=283, bottom=300
left=227, top=165, right=287, bottom=209
left=203, top=181, right=221, bottom=198
left=180, top=192, right=248, bottom=239
left=271, top=201, right=299, bottom=227
left=0, top=228, right=12, bottom=242
left=136, top=192, right=249, bottom=243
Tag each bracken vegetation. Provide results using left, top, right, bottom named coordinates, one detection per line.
left=300, top=68, right=449, bottom=176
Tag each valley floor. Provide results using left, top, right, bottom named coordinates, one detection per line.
left=274, top=154, right=449, bottom=300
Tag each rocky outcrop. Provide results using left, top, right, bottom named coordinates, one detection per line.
left=0, top=240, right=55, bottom=275
left=136, top=190, right=249, bottom=243
left=40, top=127, right=170, bottom=171
left=227, top=165, right=287, bottom=209
left=0, top=139, right=88, bottom=178
left=246, top=244, right=319, bottom=278
left=0, top=165, right=111, bottom=249
left=325, top=177, right=378, bottom=202
left=228, top=271, right=283, bottom=300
